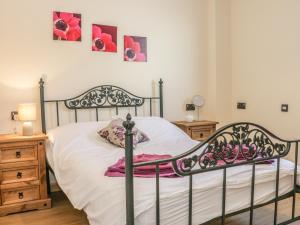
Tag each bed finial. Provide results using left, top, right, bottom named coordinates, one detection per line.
left=123, top=113, right=135, bottom=132
left=39, top=77, right=46, bottom=134
left=159, top=79, right=163, bottom=118
left=39, top=78, right=44, bottom=87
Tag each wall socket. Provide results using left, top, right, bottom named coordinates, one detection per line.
left=237, top=102, right=246, bottom=109
left=281, top=104, right=288, bottom=112
left=186, top=104, right=195, bottom=111
left=11, top=111, right=18, bottom=120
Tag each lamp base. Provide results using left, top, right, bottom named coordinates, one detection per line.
left=185, top=114, right=194, bottom=122
left=22, top=122, right=33, bottom=136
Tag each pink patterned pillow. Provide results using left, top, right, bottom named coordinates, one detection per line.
left=98, top=118, right=149, bottom=148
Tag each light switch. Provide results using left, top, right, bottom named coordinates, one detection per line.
left=281, top=104, right=288, bottom=112
left=237, top=102, right=246, bottom=109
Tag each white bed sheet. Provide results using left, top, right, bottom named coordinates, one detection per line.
left=46, top=117, right=300, bottom=225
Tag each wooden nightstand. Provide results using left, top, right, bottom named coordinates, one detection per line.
left=173, top=121, right=218, bottom=141
left=0, top=134, right=51, bottom=216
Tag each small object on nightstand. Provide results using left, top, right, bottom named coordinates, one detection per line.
left=185, top=115, right=194, bottom=122
left=0, top=134, right=51, bottom=216
left=173, top=120, right=218, bottom=141
left=192, top=95, right=205, bottom=120
left=185, top=96, right=205, bottom=122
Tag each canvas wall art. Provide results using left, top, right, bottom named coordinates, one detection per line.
left=92, top=24, right=117, bottom=52
left=124, top=36, right=147, bottom=62
left=53, top=11, right=82, bottom=41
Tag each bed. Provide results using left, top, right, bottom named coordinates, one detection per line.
left=39, top=78, right=300, bottom=225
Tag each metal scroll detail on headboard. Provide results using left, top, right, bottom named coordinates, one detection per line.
left=39, top=78, right=164, bottom=134
left=64, top=86, right=145, bottom=109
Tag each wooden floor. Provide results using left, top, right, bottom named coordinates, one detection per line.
left=0, top=192, right=300, bottom=225
left=0, top=192, right=88, bottom=225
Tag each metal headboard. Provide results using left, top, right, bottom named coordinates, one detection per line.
left=39, top=78, right=164, bottom=133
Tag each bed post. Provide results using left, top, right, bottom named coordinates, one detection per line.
left=123, top=113, right=135, bottom=225
left=159, top=79, right=163, bottom=118
left=39, top=78, right=46, bottom=134
left=39, top=78, right=51, bottom=195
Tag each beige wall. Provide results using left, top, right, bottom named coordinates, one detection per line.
left=4, top=0, right=298, bottom=142
left=206, top=0, right=232, bottom=126
left=0, top=0, right=211, bottom=134
left=231, top=0, right=300, bottom=141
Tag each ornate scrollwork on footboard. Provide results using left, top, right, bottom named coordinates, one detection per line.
left=64, top=85, right=145, bottom=109
left=173, top=123, right=291, bottom=176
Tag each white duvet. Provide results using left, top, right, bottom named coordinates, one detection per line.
left=46, top=117, right=300, bottom=225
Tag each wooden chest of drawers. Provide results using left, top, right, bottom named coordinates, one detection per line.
left=0, top=134, right=51, bottom=216
left=172, top=120, right=218, bottom=141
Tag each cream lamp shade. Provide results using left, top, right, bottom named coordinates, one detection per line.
left=18, top=103, right=36, bottom=136
left=18, top=103, right=37, bottom=121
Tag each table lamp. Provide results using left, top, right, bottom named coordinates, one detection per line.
left=18, top=103, right=37, bottom=136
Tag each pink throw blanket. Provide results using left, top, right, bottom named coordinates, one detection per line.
left=105, top=146, right=273, bottom=178
left=105, top=154, right=179, bottom=178
left=218, top=144, right=274, bottom=165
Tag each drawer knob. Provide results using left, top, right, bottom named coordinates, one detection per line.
left=16, top=151, right=21, bottom=158
left=18, top=192, right=24, bottom=199
left=200, top=133, right=203, bottom=138
left=17, top=172, right=23, bottom=179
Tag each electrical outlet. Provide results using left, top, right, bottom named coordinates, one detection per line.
left=186, top=104, right=195, bottom=111
left=281, top=104, right=288, bottom=112
left=237, top=102, right=246, bottom=109
left=11, top=111, right=18, bottom=120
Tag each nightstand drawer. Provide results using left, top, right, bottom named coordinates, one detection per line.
left=1, top=185, right=40, bottom=205
left=1, top=166, right=39, bottom=185
left=0, top=142, right=38, bottom=164
left=172, top=121, right=218, bottom=141
left=191, top=126, right=215, bottom=141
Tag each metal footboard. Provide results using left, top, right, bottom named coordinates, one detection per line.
left=123, top=115, right=300, bottom=225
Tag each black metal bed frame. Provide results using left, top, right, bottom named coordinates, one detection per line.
left=39, top=78, right=300, bottom=225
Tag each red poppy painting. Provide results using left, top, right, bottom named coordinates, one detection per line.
left=92, top=24, right=117, bottom=53
left=124, top=36, right=147, bottom=62
left=53, top=11, right=81, bottom=41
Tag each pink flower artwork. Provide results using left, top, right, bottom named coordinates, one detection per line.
left=124, top=36, right=147, bottom=62
left=53, top=11, right=81, bottom=41
left=92, top=24, right=117, bottom=52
